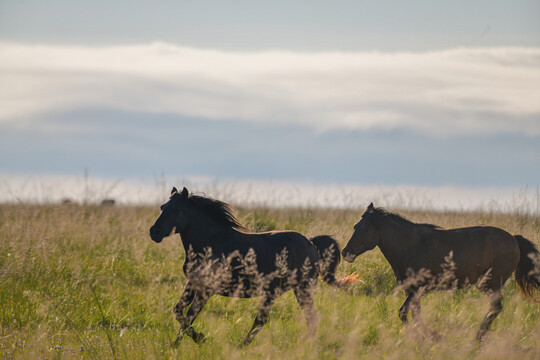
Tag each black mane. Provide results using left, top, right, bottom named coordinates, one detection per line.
left=367, top=206, right=441, bottom=230
left=188, top=194, right=245, bottom=230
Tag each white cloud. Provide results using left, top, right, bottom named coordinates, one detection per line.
left=1, top=42, right=539, bottom=135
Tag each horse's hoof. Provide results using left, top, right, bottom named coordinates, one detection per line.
left=193, top=332, right=207, bottom=344
left=475, top=334, right=485, bottom=345
left=172, top=331, right=184, bottom=347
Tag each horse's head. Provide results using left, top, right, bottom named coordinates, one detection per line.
left=342, top=202, right=380, bottom=262
left=149, top=187, right=190, bottom=243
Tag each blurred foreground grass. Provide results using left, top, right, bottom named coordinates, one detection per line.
left=0, top=203, right=539, bottom=359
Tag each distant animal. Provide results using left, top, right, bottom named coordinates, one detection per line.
left=149, top=187, right=355, bottom=346
left=342, top=203, right=540, bottom=342
left=101, top=199, right=115, bottom=206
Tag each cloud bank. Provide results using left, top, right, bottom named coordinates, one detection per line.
left=1, top=42, right=539, bottom=135
left=2, top=174, right=538, bottom=215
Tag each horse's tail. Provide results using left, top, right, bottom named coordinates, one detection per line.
left=310, top=235, right=359, bottom=288
left=514, top=235, right=540, bottom=303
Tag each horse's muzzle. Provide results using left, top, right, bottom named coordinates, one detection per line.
left=341, top=249, right=357, bottom=263
left=149, top=226, right=163, bottom=243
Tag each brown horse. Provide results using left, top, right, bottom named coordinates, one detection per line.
left=342, top=203, right=540, bottom=342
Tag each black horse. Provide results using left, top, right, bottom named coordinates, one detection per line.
left=150, top=187, right=355, bottom=345
left=342, top=203, right=540, bottom=342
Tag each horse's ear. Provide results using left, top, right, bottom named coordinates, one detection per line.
left=368, top=202, right=374, bottom=210
left=171, top=187, right=178, bottom=195
left=181, top=187, right=189, bottom=199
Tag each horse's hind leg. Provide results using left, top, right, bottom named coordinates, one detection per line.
left=243, top=295, right=277, bottom=346
left=475, top=289, right=503, bottom=342
left=294, top=287, right=318, bottom=337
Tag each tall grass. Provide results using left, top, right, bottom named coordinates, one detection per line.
left=0, top=203, right=539, bottom=359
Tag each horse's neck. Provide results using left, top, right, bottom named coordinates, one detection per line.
left=377, top=224, right=417, bottom=263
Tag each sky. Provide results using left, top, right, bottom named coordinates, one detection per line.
left=1, top=0, right=539, bottom=194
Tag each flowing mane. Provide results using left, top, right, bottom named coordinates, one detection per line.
left=188, top=194, right=246, bottom=230
left=367, top=206, right=441, bottom=230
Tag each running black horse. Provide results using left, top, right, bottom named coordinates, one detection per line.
left=342, top=203, right=540, bottom=342
left=150, top=187, right=355, bottom=345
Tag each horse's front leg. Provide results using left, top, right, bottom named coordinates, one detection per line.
left=173, top=282, right=195, bottom=344
left=399, top=289, right=427, bottom=342
left=178, top=289, right=210, bottom=345
left=410, top=293, right=440, bottom=341
left=399, top=290, right=414, bottom=324
left=173, top=282, right=210, bottom=345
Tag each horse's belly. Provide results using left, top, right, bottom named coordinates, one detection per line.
left=214, top=282, right=261, bottom=298
left=212, top=276, right=296, bottom=298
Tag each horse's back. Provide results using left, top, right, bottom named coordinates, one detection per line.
left=264, top=230, right=320, bottom=265
left=234, top=230, right=319, bottom=272
left=409, top=226, right=519, bottom=288
left=442, top=226, right=518, bottom=259
left=239, top=230, right=314, bottom=251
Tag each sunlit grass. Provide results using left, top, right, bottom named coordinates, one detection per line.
left=0, top=203, right=539, bottom=359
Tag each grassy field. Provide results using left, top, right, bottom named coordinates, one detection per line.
left=0, top=203, right=539, bottom=359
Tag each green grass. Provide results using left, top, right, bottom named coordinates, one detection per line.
left=0, top=204, right=539, bottom=359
